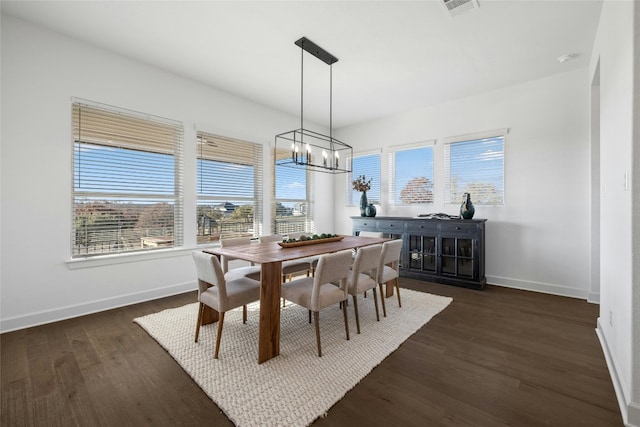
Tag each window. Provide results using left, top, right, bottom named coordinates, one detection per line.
left=273, top=148, right=313, bottom=235
left=389, top=142, right=434, bottom=205
left=348, top=152, right=381, bottom=205
left=444, top=130, right=506, bottom=205
left=196, top=132, right=263, bottom=243
left=72, top=101, right=183, bottom=257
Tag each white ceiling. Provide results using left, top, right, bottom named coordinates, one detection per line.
left=2, top=0, right=603, bottom=129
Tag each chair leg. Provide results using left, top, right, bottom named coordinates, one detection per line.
left=243, top=305, right=247, bottom=323
left=214, top=312, right=225, bottom=359
left=194, top=302, right=204, bottom=342
left=378, top=283, right=387, bottom=317
left=372, top=287, right=380, bottom=321
left=314, top=311, right=322, bottom=357
left=395, top=278, right=402, bottom=307
left=342, top=299, right=350, bottom=341
left=309, top=310, right=312, bottom=323
left=352, top=295, right=361, bottom=334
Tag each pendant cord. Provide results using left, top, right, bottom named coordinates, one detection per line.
left=330, top=63, right=333, bottom=141
left=300, top=41, right=304, bottom=133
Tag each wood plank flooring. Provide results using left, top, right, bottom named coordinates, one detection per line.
left=1, top=279, right=623, bottom=426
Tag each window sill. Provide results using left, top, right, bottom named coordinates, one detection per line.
left=66, top=246, right=197, bottom=270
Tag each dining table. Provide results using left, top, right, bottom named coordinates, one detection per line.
left=204, top=234, right=388, bottom=364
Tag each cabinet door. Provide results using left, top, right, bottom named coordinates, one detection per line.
left=407, top=234, right=437, bottom=273
left=440, top=237, right=476, bottom=279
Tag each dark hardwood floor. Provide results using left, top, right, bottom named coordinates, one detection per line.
left=1, top=279, right=622, bottom=426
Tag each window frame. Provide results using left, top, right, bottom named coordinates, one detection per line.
left=272, top=147, right=314, bottom=236
left=70, top=99, right=184, bottom=259
left=443, top=128, right=507, bottom=206
left=388, top=140, right=435, bottom=206
left=347, top=150, right=382, bottom=206
left=196, top=131, right=264, bottom=245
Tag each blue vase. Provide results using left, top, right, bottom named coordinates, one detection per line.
left=460, top=193, right=475, bottom=219
left=360, top=191, right=368, bottom=217
left=365, top=204, right=377, bottom=217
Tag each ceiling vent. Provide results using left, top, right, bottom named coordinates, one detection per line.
left=442, top=0, right=480, bottom=17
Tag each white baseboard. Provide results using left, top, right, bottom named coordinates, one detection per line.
left=596, top=318, right=639, bottom=427
left=0, top=281, right=195, bottom=333
left=486, top=275, right=589, bottom=300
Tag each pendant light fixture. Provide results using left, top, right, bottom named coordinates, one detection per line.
left=274, top=37, right=352, bottom=173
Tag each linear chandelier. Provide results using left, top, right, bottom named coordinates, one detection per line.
left=274, top=37, right=352, bottom=174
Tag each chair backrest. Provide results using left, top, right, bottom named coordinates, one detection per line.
left=378, top=239, right=403, bottom=281
left=352, top=244, right=382, bottom=285
left=359, top=231, right=383, bottom=238
left=258, top=234, right=284, bottom=243
left=192, top=251, right=227, bottom=301
left=219, top=236, right=252, bottom=272
left=312, top=250, right=353, bottom=309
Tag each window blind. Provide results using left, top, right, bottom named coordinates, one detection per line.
left=348, top=152, right=381, bottom=205
left=444, top=131, right=505, bottom=205
left=388, top=143, right=434, bottom=205
left=72, top=101, right=184, bottom=257
left=273, top=147, right=314, bottom=235
left=196, top=132, right=263, bottom=243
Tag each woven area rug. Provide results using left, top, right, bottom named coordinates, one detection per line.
left=134, top=288, right=452, bottom=427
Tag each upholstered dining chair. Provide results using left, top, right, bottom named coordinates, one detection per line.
left=259, top=234, right=313, bottom=282
left=376, top=239, right=403, bottom=317
left=219, top=236, right=260, bottom=281
left=192, top=251, right=261, bottom=359
left=346, top=243, right=382, bottom=334
left=281, top=249, right=353, bottom=357
left=358, top=231, right=384, bottom=238
left=286, top=232, right=321, bottom=276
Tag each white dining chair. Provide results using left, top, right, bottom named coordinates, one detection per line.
left=281, top=249, right=353, bottom=357
left=376, top=239, right=403, bottom=317
left=219, top=236, right=260, bottom=281
left=192, top=251, right=261, bottom=359
left=346, top=243, right=382, bottom=334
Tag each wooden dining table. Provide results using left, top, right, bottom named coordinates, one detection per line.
left=204, top=235, right=388, bottom=364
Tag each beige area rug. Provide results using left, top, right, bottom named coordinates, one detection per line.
left=134, top=289, right=452, bottom=427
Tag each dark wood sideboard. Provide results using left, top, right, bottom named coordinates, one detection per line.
left=351, top=216, right=486, bottom=290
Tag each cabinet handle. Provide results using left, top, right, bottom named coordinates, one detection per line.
left=456, top=227, right=461, bottom=230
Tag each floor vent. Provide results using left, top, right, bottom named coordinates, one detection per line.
left=442, top=0, right=480, bottom=17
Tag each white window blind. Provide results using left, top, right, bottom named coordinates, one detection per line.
left=273, top=147, right=314, bottom=235
left=196, top=132, right=263, bottom=243
left=72, top=101, right=184, bottom=257
left=348, top=152, right=381, bottom=205
left=444, top=130, right=505, bottom=205
left=388, top=143, right=434, bottom=205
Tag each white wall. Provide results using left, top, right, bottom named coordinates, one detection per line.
left=334, top=68, right=592, bottom=300
left=0, top=15, right=334, bottom=332
left=590, top=1, right=640, bottom=425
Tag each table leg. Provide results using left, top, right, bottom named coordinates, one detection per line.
left=199, top=278, right=220, bottom=324
left=258, top=261, right=282, bottom=364
left=201, top=306, right=220, bottom=324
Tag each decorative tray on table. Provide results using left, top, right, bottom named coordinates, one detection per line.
left=277, top=234, right=344, bottom=248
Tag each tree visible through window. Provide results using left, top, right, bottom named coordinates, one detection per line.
left=444, top=132, right=505, bottom=205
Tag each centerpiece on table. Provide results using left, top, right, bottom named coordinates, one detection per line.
left=278, top=233, right=344, bottom=248
left=352, top=175, right=376, bottom=217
